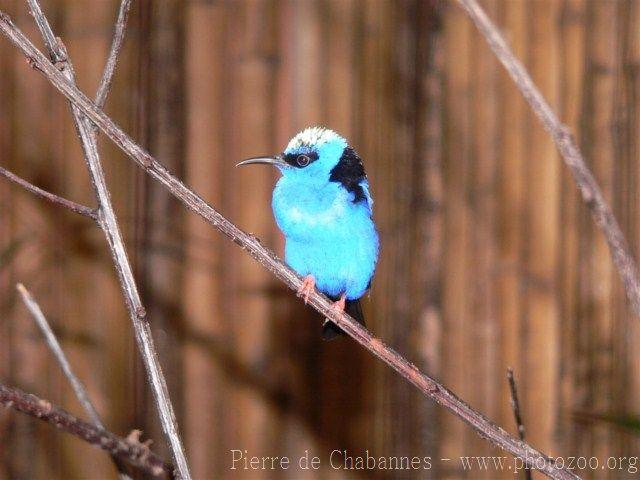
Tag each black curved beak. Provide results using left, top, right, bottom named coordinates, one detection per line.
left=235, top=155, right=288, bottom=168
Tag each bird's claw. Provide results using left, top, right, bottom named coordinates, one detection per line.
left=297, top=275, right=316, bottom=304
left=330, top=294, right=346, bottom=313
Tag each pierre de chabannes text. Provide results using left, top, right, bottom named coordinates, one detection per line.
left=230, top=449, right=639, bottom=474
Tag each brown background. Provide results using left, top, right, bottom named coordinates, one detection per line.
left=1, top=0, right=639, bottom=478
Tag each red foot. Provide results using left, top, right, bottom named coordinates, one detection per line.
left=297, top=275, right=316, bottom=304
left=330, top=293, right=346, bottom=313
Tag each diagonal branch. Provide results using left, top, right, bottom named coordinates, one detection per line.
left=456, top=0, right=640, bottom=316
left=23, top=2, right=191, bottom=478
left=94, top=0, right=132, bottom=110
left=0, top=383, right=172, bottom=478
left=0, top=13, right=580, bottom=479
left=0, top=165, right=97, bottom=220
left=16, top=283, right=132, bottom=480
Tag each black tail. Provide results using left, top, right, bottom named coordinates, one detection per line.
left=322, top=299, right=365, bottom=340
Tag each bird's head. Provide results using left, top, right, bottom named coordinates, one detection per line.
left=236, top=126, right=350, bottom=183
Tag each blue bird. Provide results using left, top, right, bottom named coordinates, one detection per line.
left=237, top=126, right=379, bottom=339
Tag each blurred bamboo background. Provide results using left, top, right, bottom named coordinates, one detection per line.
left=0, top=0, right=639, bottom=478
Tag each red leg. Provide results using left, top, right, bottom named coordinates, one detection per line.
left=330, top=293, right=346, bottom=313
left=297, top=275, right=316, bottom=304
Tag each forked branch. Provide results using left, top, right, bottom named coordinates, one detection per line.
left=0, top=13, right=579, bottom=480
left=23, top=1, right=191, bottom=477
left=17, top=283, right=131, bottom=480
left=0, top=383, right=172, bottom=478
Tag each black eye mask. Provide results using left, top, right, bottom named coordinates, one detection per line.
left=283, top=151, right=319, bottom=169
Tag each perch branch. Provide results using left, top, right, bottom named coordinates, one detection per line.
left=0, top=165, right=97, bottom=220
left=507, top=368, right=532, bottom=480
left=16, top=283, right=132, bottom=480
left=94, top=0, right=132, bottom=109
left=0, top=383, right=172, bottom=478
left=456, top=0, right=640, bottom=316
left=0, top=14, right=580, bottom=480
left=23, top=2, right=191, bottom=478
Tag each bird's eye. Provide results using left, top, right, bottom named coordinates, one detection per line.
left=296, top=155, right=311, bottom=167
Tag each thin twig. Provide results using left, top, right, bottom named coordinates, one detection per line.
left=17, top=283, right=103, bottom=427
left=94, top=0, right=132, bottom=110
left=23, top=2, right=191, bottom=478
left=0, top=165, right=97, bottom=220
left=456, top=0, right=640, bottom=316
left=0, top=14, right=580, bottom=480
left=16, top=283, right=132, bottom=480
left=24, top=0, right=60, bottom=62
left=507, top=368, right=532, bottom=480
left=507, top=368, right=526, bottom=440
left=0, top=383, right=172, bottom=478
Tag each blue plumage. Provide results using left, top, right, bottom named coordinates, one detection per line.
left=237, top=126, right=379, bottom=338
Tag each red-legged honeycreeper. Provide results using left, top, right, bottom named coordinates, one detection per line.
left=237, top=127, right=380, bottom=339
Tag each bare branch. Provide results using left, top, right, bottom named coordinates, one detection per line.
left=507, top=368, right=532, bottom=480
left=456, top=0, right=640, bottom=316
left=95, top=0, right=133, bottom=110
left=0, top=383, right=172, bottom=478
left=23, top=3, right=191, bottom=478
left=507, top=368, right=526, bottom=440
left=0, top=14, right=580, bottom=479
left=0, top=165, right=97, bottom=220
left=17, top=283, right=103, bottom=426
left=16, top=283, right=132, bottom=480
left=25, top=0, right=59, bottom=61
